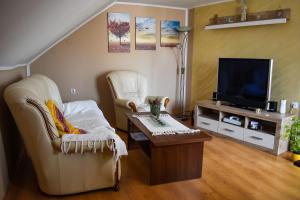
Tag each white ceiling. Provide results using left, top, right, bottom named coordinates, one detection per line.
left=0, top=0, right=231, bottom=67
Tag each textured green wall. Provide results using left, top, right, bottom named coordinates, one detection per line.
left=190, top=0, right=300, bottom=110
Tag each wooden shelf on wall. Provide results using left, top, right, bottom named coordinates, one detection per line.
left=205, top=18, right=287, bottom=30
left=205, top=8, right=290, bottom=30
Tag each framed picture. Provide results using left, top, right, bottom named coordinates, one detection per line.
left=107, top=12, right=130, bottom=52
left=160, top=20, right=180, bottom=47
left=135, top=17, right=156, bottom=50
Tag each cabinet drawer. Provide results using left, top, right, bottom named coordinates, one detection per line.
left=218, top=122, right=244, bottom=140
left=244, top=129, right=274, bottom=149
left=197, top=116, right=218, bottom=132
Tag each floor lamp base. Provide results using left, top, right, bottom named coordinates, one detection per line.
left=174, top=111, right=192, bottom=121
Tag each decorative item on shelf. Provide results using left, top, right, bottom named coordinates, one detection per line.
left=216, top=100, right=221, bottom=107
left=240, top=0, right=248, bottom=22
left=282, top=118, right=300, bottom=166
left=205, top=8, right=291, bottom=30
left=267, top=101, right=278, bottom=112
left=280, top=99, right=287, bottom=114
left=149, top=98, right=161, bottom=119
left=212, top=91, right=218, bottom=101
left=277, top=7, right=283, bottom=18
left=210, top=14, right=218, bottom=24
left=255, top=108, right=262, bottom=114
left=256, top=14, right=261, bottom=20
left=227, top=17, right=234, bottom=23
left=174, top=26, right=192, bottom=120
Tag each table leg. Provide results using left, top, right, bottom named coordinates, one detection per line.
left=127, top=118, right=133, bottom=150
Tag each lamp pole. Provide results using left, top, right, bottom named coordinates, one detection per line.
left=176, top=26, right=191, bottom=120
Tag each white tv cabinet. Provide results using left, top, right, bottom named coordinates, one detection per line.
left=195, top=100, right=296, bottom=155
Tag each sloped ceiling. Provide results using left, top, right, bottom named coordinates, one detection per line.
left=0, top=0, right=113, bottom=67
left=0, top=0, right=231, bottom=67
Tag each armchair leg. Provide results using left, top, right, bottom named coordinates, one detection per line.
left=114, top=181, right=120, bottom=192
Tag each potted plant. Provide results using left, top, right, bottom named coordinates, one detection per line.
left=283, top=117, right=300, bottom=164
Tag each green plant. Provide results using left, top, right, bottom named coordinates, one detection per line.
left=148, top=97, right=161, bottom=118
left=283, top=118, right=300, bottom=154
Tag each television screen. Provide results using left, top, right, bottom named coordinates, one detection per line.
left=217, top=58, right=273, bottom=109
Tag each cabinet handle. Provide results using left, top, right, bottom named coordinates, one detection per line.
left=223, top=128, right=234, bottom=132
left=250, top=136, right=263, bottom=140
left=201, top=122, right=210, bottom=125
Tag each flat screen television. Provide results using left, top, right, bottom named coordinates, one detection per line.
left=217, top=58, right=273, bottom=109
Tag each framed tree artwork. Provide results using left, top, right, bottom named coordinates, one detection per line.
left=160, top=20, right=180, bottom=47
left=107, top=12, right=130, bottom=52
left=135, top=17, right=156, bottom=50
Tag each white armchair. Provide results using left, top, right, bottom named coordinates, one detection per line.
left=107, top=70, right=170, bottom=131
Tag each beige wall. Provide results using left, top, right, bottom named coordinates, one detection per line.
left=189, top=0, right=300, bottom=110
left=31, top=4, right=185, bottom=124
left=0, top=67, right=26, bottom=199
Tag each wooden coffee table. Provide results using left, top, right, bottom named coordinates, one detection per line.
left=126, top=112, right=212, bottom=185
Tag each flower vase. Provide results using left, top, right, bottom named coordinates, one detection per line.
left=150, top=103, right=161, bottom=119
left=241, top=4, right=247, bottom=22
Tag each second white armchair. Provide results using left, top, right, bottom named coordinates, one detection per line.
left=107, top=70, right=170, bottom=131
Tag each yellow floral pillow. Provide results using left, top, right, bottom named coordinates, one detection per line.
left=46, top=100, right=85, bottom=137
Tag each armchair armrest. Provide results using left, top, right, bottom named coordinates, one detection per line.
left=146, top=96, right=170, bottom=108
left=114, top=98, right=138, bottom=112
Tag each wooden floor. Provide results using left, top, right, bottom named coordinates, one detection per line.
left=4, top=131, right=300, bottom=200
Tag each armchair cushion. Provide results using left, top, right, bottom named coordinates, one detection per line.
left=107, top=70, right=170, bottom=130
left=107, top=71, right=147, bottom=105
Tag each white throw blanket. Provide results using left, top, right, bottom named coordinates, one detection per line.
left=134, top=114, right=200, bottom=136
left=61, top=100, right=128, bottom=161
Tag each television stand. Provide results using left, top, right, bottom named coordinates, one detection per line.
left=194, top=100, right=295, bottom=155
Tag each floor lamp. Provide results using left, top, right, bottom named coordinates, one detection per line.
left=175, top=26, right=191, bottom=120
